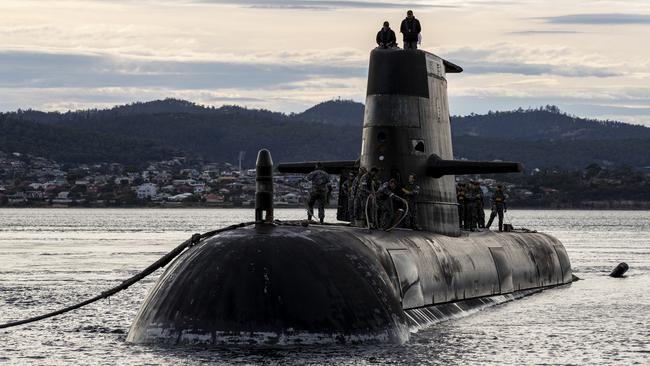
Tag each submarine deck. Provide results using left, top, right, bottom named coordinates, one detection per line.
left=126, top=221, right=572, bottom=345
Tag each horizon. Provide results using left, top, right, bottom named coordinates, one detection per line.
left=2, top=1, right=650, bottom=126
left=7, top=97, right=649, bottom=127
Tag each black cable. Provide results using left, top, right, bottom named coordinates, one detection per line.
left=0, top=221, right=257, bottom=330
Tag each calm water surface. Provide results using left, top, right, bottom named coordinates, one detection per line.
left=1, top=209, right=649, bottom=365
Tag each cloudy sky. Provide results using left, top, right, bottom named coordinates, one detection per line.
left=2, top=0, right=650, bottom=125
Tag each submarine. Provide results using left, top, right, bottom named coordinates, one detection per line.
left=126, top=48, right=573, bottom=345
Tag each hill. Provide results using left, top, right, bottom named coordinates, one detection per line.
left=0, top=114, right=175, bottom=164
left=3, top=100, right=650, bottom=169
left=451, top=106, right=650, bottom=140
left=293, top=99, right=364, bottom=126
left=3, top=100, right=360, bottom=166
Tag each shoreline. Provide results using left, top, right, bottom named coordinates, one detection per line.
left=1, top=205, right=650, bottom=211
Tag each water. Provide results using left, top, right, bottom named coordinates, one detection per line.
left=1, top=209, right=649, bottom=365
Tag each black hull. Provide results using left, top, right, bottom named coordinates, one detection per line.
left=126, top=225, right=572, bottom=345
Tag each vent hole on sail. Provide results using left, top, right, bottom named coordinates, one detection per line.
left=414, top=141, right=425, bottom=153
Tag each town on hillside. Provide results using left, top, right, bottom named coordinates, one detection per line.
left=2, top=150, right=650, bottom=210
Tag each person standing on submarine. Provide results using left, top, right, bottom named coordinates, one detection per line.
left=376, top=21, right=397, bottom=48
left=305, top=162, right=331, bottom=224
left=457, top=183, right=466, bottom=229
left=474, top=181, right=485, bottom=229
left=345, top=171, right=357, bottom=223
left=402, top=173, right=421, bottom=230
left=400, top=10, right=421, bottom=50
left=464, top=181, right=478, bottom=231
left=486, top=184, right=507, bottom=232
left=376, top=178, right=400, bottom=229
left=351, top=166, right=367, bottom=226
left=356, top=167, right=380, bottom=228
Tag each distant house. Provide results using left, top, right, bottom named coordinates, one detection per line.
left=136, top=183, right=158, bottom=199
left=180, top=169, right=200, bottom=178
left=172, top=179, right=196, bottom=186
left=24, top=191, right=45, bottom=200
left=160, top=185, right=175, bottom=193
left=114, top=176, right=132, bottom=185
left=152, top=193, right=171, bottom=202
left=168, top=193, right=193, bottom=202
left=191, top=184, right=206, bottom=194
left=204, top=193, right=224, bottom=203
left=176, top=185, right=194, bottom=194
left=28, top=183, right=44, bottom=190
left=7, top=192, right=27, bottom=204
left=52, top=191, right=73, bottom=204
left=87, top=184, right=100, bottom=194
left=282, top=193, right=300, bottom=204
left=217, top=176, right=237, bottom=184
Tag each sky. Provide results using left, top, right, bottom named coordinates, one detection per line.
left=2, top=0, right=650, bottom=125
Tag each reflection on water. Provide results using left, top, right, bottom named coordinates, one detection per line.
left=1, top=209, right=649, bottom=365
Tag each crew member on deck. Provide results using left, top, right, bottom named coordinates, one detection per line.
left=486, top=185, right=507, bottom=232
left=351, top=167, right=367, bottom=225
left=340, top=170, right=356, bottom=222
left=355, top=167, right=379, bottom=228
left=464, top=181, right=478, bottom=231
left=305, top=162, right=331, bottom=224
left=474, top=181, right=485, bottom=229
left=402, top=174, right=420, bottom=230
left=377, top=178, right=400, bottom=229
left=457, top=183, right=466, bottom=229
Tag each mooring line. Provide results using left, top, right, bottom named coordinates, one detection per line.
left=0, top=221, right=257, bottom=330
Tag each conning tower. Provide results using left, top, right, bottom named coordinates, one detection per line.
left=362, top=49, right=462, bottom=235
left=280, top=48, right=521, bottom=234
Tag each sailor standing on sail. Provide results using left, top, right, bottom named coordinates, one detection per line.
left=376, top=21, right=397, bottom=48
left=305, top=162, right=331, bottom=224
left=400, top=10, right=421, bottom=50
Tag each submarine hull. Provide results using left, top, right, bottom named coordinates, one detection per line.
left=127, top=225, right=572, bottom=345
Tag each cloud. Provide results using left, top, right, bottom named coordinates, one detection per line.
left=508, top=30, right=582, bottom=35
left=461, top=62, right=619, bottom=77
left=544, top=13, right=650, bottom=25
left=442, top=43, right=622, bottom=78
left=0, top=49, right=367, bottom=113
left=178, top=0, right=455, bottom=10
left=0, top=50, right=366, bottom=90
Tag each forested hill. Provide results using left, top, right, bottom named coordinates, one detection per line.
left=292, top=99, right=365, bottom=126
left=452, top=106, right=650, bottom=140
left=3, top=99, right=650, bottom=169
left=0, top=115, right=174, bottom=164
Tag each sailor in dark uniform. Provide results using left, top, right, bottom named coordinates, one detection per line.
left=305, top=162, right=331, bottom=223
left=486, top=185, right=507, bottom=232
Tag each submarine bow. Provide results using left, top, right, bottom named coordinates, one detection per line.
left=126, top=226, right=409, bottom=345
